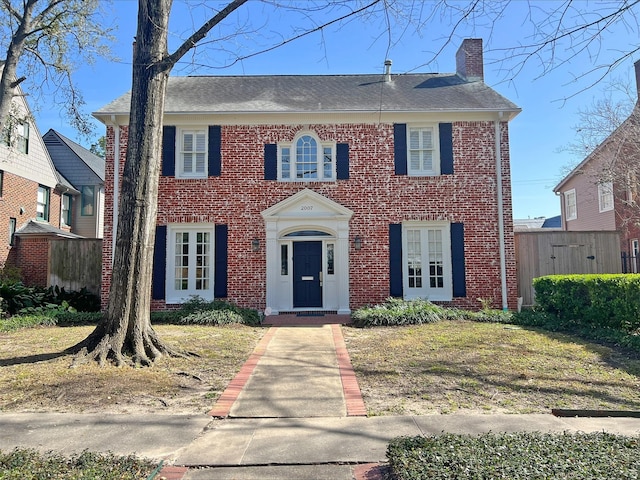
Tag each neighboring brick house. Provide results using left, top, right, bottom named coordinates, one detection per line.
left=43, top=129, right=105, bottom=239
left=0, top=84, right=80, bottom=286
left=94, top=38, right=521, bottom=314
left=554, top=60, right=640, bottom=270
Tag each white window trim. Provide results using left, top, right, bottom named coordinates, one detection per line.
left=407, top=124, right=440, bottom=176
left=177, top=127, right=208, bottom=179
left=278, top=131, right=336, bottom=182
left=565, top=189, right=577, bottom=221
left=598, top=182, right=614, bottom=213
left=61, top=194, right=72, bottom=227
left=402, top=221, right=452, bottom=301
left=166, top=223, right=215, bottom=304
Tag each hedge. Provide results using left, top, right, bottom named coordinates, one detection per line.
left=533, top=274, right=640, bottom=332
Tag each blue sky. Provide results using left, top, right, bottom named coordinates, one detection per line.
left=33, top=1, right=639, bottom=220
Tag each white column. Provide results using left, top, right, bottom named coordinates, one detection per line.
left=264, top=221, right=279, bottom=315
left=336, top=221, right=351, bottom=314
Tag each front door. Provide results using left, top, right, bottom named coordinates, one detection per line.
left=293, top=241, right=323, bottom=308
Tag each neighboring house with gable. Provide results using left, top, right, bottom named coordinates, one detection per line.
left=43, top=129, right=105, bottom=238
left=94, top=38, right=521, bottom=314
left=554, top=60, right=640, bottom=271
left=0, top=84, right=80, bottom=286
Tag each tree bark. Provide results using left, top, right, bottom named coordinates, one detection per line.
left=71, top=0, right=177, bottom=366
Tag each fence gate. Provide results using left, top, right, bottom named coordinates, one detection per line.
left=515, top=231, right=621, bottom=307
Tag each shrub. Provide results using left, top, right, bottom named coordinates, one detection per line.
left=179, top=309, right=244, bottom=325
left=533, top=274, right=640, bottom=332
left=387, top=432, right=640, bottom=480
left=352, top=298, right=445, bottom=327
left=0, top=283, right=100, bottom=316
left=0, top=448, right=155, bottom=479
left=169, top=296, right=261, bottom=326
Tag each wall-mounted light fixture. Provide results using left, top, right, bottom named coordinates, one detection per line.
left=354, top=236, right=362, bottom=250
left=252, top=238, right=260, bottom=252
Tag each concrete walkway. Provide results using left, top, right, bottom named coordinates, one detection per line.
left=2, top=323, right=640, bottom=480
left=228, top=326, right=347, bottom=418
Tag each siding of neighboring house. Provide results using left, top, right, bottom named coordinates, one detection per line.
left=0, top=87, right=65, bottom=283
left=557, top=149, right=617, bottom=232
left=43, top=130, right=105, bottom=238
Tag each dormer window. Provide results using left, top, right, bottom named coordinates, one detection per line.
left=279, top=133, right=335, bottom=181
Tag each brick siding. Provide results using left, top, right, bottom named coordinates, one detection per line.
left=101, top=121, right=517, bottom=312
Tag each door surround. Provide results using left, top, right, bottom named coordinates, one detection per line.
left=261, top=189, right=353, bottom=315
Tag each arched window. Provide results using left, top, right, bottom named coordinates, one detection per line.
left=279, top=132, right=335, bottom=181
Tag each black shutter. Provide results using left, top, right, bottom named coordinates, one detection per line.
left=440, top=123, right=454, bottom=175
left=161, top=126, right=176, bottom=177
left=393, top=124, right=407, bottom=175
left=451, top=222, right=466, bottom=297
left=152, top=225, right=167, bottom=300
left=389, top=224, right=403, bottom=297
left=264, top=144, right=277, bottom=180
left=336, top=143, right=349, bottom=179
left=208, top=125, right=221, bottom=177
left=214, top=224, right=228, bottom=298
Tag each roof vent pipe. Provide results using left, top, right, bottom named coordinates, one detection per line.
left=384, top=59, right=392, bottom=82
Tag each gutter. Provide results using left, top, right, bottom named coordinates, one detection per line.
left=495, top=116, right=508, bottom=310
left=111, top=116, right=120, bottom=265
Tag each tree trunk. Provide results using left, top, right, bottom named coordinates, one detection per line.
left=71, top=0, right=179, bottom=366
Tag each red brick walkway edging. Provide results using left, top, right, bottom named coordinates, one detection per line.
left=208, top=327, right=278, bottom=418
left=332, top=324, right=367, bottom=416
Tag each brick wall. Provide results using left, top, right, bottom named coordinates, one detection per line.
left=102, top=121, right=517, bottom=312
left=0, top=170, right=64, bottom=284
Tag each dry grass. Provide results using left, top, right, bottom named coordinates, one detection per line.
left=3, top=320, right=640, bottom=417
left=0, top=324, right=264, bottom=414
left=343, top=321, right=640, bottom=415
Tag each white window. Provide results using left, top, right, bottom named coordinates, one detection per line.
left=408, top=125, right=440, bottom=176
left=36, top=185, right=50, bottom=222
left=565, top=189, right=577, bottom=221
left=598, top=182, right=614, bottom=212
left=81, top=185, right=95, bottom=216
left=61, top=194, right=72, bottom=226
left=16, top=122, right=29, bottom=154
left=402, top=222, right=452, bottom=301
left=279, top=132, right=335, bottom=181
left=166, top=224, right=215, bottom=303
left=178, top=129, right=207, bottom=178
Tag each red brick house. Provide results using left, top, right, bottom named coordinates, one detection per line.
left=95, top=38, right=521, bottom=314
left=0, top=84, right=82, bottom=286
left=554, top=60, right=640, bottom=271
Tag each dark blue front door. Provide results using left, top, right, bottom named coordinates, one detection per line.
left=293, top=241, right=322, bottom=308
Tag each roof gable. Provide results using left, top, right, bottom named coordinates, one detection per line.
left=43, top=129, right=105, bottom=189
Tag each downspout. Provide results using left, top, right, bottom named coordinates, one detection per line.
left=111, top=117, right=120, bottom=265
left=495, top=115, right=508, bottom=310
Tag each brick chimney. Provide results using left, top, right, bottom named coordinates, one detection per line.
left=456, top=38, right=484, bottom=82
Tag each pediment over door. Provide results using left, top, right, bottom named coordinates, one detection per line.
left=261, top=189, right=353, bottom=221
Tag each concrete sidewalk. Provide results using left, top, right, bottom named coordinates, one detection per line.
left=2, top=412, right=640, bottom=479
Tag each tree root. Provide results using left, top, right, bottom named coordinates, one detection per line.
left=69, top=326, right=190, bottom=368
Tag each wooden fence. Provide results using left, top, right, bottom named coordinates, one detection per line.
left=515, top=231, right=621, bottom=307
left=48, top=239, right=102, bottom=295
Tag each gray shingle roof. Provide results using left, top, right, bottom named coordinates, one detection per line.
left=15, top=220, right=82, bottom=238
left=94, top=73, right=520, bottom=116
left=43, top=129, right=105, bottom=185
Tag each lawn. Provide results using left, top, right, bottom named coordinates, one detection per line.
left=342, top=320, right=640, bottom=415
left=0, top=323, right=264, bottom=414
